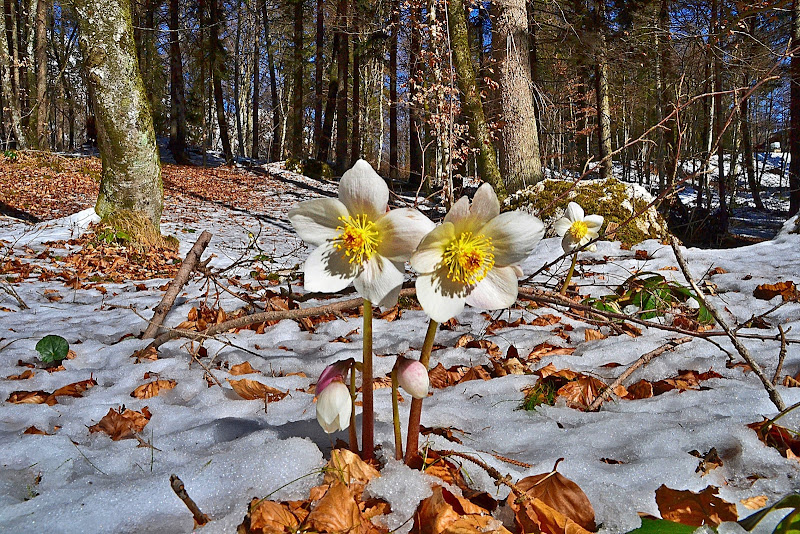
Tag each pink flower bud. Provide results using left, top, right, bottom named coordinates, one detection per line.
left=397, top=357, right=429, bottom=399
left=316, top=358, right=354, bottom=395
left=316, top=381, right=352, bottom=433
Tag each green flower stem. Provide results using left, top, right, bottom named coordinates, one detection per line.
left=560, top=254, right=578, bottom=295
left=404, top=319, right=438, bottom=464
left=349, top=366, right=358, bottom=454
left=362, top=300, right=374, bottom=461
left=391, top=363, right=403, bottom=460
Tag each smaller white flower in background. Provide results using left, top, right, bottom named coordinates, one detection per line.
left=288, top=159, right=434, bottom=307
left=397, top=357, right=429, bottom=399
left=315, top=360, right=354, bottom=434
left=553, top=202, right=604, bottom=254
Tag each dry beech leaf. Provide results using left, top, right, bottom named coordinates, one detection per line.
left=529, top=314, right=562, bottom=327
left=243, top=498, right=300, bottom=533
left=511, top=463, right=596, bottom=532
left=131, top=379, right=177, bottom=399
left=323, top=448, right=380, bottom=487
left=536, top=364, right=580, bottom=381
left=528, top=343, right=575, bottom=361
left=304, top=482, right=362, bottom=533
left=655, top=484, right=737, bottom=526
left=6, top=390, right=51, bottom=404
left=626, top=380, right=654, bottom=400
left=7, top=369, right=35, bottom=380
left=740, top=495, right=768, bottom=510
left=513, top=497, right=594, bottom=534
left=23, top=426, right=49, bottom=435
left=557, top=376, right=607, bottom=410
left=89, top=406, right=151, bottom=440
left=584, top=328, right=607, bottom=341
left=465, top=339, right=501, bottom=358
left=748, top=419, right=800, bottom=459
left=227, top=378, right=288, bottom=402
left=753, top=281, right=797, bottom=301
left=455, top=334, right=475, bottom=347
left=49, top=378, right=97, bottom=401
left=230, top=361, right=260, bottom=375
left=412, top=485, right=510, bottom=534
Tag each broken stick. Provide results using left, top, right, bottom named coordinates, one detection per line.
left=170, top=474, right=210, bottom=526
left=143, top=230, right=212, bottom=339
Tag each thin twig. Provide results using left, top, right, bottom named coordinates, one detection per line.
left=169, top=474, right=210, bottom=526
left=773, top=325, right=789, bottom=386
left=669, top=236, right=785, bottom=411
left=1, top=280, right=28, bottom=310
left=438, top=449, right=529, bottom=500
left=587, top=336, right=692, bottom=411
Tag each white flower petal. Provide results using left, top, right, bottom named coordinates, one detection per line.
left=565, top=202, right=584, bottom=222
left=466, top=265, right=520, bottom=310
left=338, top=159, right=389, bottom=219
left=410, top=222, right=455, bottom=273
left=415, top=271, right=467, bottom=323
left=584, top=214, right=604, bottom=230
left=443, top=196, right=471, bottom=228
left=316, top=381, right=351, bottom=433
left=354, top=255, right=404, bottom=307
left=553, top=217, right=572, bottom=237
left=303, top=241, right=358, bottom=293
left=288, top=198, right=350, bottom=246
left=481, top=211, right=544, bottom=266
left=375, top=208, right=435, bottom=262
left=561, top=234, right=578, bottom=254
left=470, top=183, right=500, bottom=224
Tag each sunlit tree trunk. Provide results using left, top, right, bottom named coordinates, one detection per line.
left=491, top=0, right=543, bottom=192
left=335, top=0, right=348, bottom=172
left=289, top=0, right=304, bottom=158
left=594, top=0, right=612, bottom=180
left=313, top=0, right=323, bottom=152
left=251, top=4, right=260, bottom=159
left=209, top=0, right=233, bottom=163
left=318, top=32, right=339, bottom=162
left=388, top=5, right=398, bottom=183
left=790, top=0, right=800, bottom=215
left=168, top=0, right=188, bottom=162
left=0, top=3, right=26, bottom=147
left=33, top=0, right=48, bottom=149
left=72, top=0, right=163, bottom=227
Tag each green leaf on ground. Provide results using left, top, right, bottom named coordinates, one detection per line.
left=35, top=335, right=69, bottom=363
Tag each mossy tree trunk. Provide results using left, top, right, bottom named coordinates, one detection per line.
left=73, top=0, right=163, bottom=228
left=0, top=5, right=26, bottom=148
left=447, top=0, right=505, bottom=197
left=594, top=0, right=612, bottom=180
left=491, top=0, right=543, bottom=193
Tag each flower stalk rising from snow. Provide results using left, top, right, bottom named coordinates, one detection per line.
left=405, top=183, right=544, bottom=463
left=316, top=360, right=354, bottom=434
left=288, top=159, right=433, bottom=460
left=553, top=202, right=603, bottom=295
left=391, top=356, right=431, bottom=460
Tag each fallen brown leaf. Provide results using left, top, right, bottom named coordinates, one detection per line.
left=88, top=406, right=152, bottom=440
left=655, top=484, right=737, bottom=526
left=511, top=462, right=596, bottom=531
left=229, top=361, right=260, bottom=375
left=130, top=379, right=177, bottom=399
left=227, top=378, right=288, bottom=402
left=753, top=281, right=797, bottom=301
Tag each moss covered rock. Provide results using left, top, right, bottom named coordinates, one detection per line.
left=504, top=178, right=667, bottom=246
left=284, top=158, right=334, bottom=180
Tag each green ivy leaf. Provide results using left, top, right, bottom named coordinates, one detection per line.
left=35, top=335, right=69, bottom=363
left=626, top=518, right=700, bottom=534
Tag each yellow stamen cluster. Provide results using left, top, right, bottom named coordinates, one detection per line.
left=333, top=214, right=380, bottom=264
left=568, top=220, right=589, bottom=241
left=441, top=232, right=495, bottom=285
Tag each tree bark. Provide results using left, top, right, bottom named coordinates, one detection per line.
left=33, top=0, right=48, bottom=150
left=791, top=0, right=800, bottom=215
left=261, top=1, right=283, bottom=162
left=335, top=0, right=348, bottom=172
left=72, top=0, right=163, bottom=227
left=317, top=32, right=339, bottom=162
left=447, top=0, right=505, bottom=196
left=350, top=18, right=361, bottom=165
left=209, top=0, right=233, bottom=164
left=168, top=0, right=188, bottom=163
left=290, top=0, right=304, bottom=158
left=251, top=3, right=260, bottom=159
left=408, top=5, right=423, bottom=187
left=388, top=5, right=398, bottom=183
left=594, top=0, right=612, bottom=180
left=0, top=2, right=26, bottom=147
left=491, top=0, right=543, bottom=193
left=313, top=0, right=323, bottom=152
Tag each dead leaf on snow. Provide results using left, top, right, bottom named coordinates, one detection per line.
left=229, top=361, right=260, bottom=375
left=6, top=390, right=51, bottom=404
left=323, top=448, right=380, bottom=487
left=49, top=378, right=97, bottom=402
left=740, top=495, right=768, bottom=510
left=511, top=461, right=596, bottom=532
left=130, top=379, right=177, bottom=399
left=584, top=328, right=607, bottom=341
left=557, top=376, right=608, bottom=410
left=88, top=406, right=152, bottom=440
left=529, top=314, right=562, bottom=327
left=527, top=343, right=575, bottom=362
left=655, top=484, right=737, bottom=526
left=23, top=426, right=49, bottom=435
left=412, top=485, right=510, bottom=534
left=242, top=498, right=300, bottom=533
left=753, top=281, right=797, bottom=301
left=227, top=378, right=288, bottom=402
left=6, top=369, right=35, bottom=380
left=304, top=482, right=362, bottom=533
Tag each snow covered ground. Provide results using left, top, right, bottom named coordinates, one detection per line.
left=1, top=163, right=799, bottom=533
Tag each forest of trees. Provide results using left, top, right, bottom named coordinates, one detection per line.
left=1, top=0, right=799, bottom=216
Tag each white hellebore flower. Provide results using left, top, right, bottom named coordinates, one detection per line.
left=316, top=380, right=352, bottom=434
left=411, top=183, right=544, bottom=323
left=553, top=202, right=604, bottom=254
left=397, top=357, right=429, bottom=399
left=288, top=159, right=434, bottom=307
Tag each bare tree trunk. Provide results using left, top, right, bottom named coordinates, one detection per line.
left=594, top=0, right=612, bottom=180
left=0, top=2, right=25, bottom=147
left=711, top=0, right=726, bottom=214
left=388, top=5, right=398, bottom=183
left=791, top=0, right=800, bottom=215
left=408, top=5, right=423, bottom=187
left=335, top=0, right=348, bottom=172
left=740, top=83, right=763, bottom=211
left=209, top=0, right=234, bottom=163
left=234, top=2, right=245, bottom=157
left=261, top=2, right=282, bottom=162
left=350, top=23, right=361, bottom=164
left=447, top=0, right=504, bottom=196
left=290, top=0, right=304, bottom=158
left=33, top=0, right=48, bottom=149
left=72, top=0, right=163, bottom=226
left=313, top=0, right=323, bottom=153
left=251, top=3, right=260, bottom=159
left=491, top=0, right=543, bottom=193
left=169, top=0, right=188, bottom=163
left=318, top=32, right=339, bottom=162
